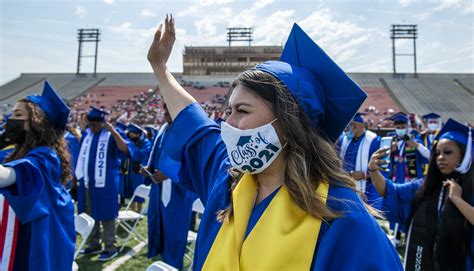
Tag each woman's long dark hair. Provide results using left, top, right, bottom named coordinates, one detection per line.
left=5, top=99, right=71, bottom=185
left=217, top=69, right=380, bottom=222
left=410, top=141, right=472, bottom=270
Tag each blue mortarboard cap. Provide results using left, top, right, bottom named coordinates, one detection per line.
left=127, top=123, right=144, bottom=134
left=254, top=23, right=367, bottom=142
left=25, top=81, right=70, bottom=130
left=436, top=118, right=470, bottom=146
left=388, top=112, right=409, bottom=123
left=87, top=107, right=108, bottom=121
left=116, top=122, right=127, bottom=132
left=353, top=112, right=367, bottom=123
left=435, top=118, right=473, bottom=174
left=422, top=112, right=441, bottom=120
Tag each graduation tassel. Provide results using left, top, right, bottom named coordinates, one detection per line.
left=455, top=127, right=472, bottom=174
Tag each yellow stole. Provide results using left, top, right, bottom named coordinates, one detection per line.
left=203, top=174, right=329, bottom=270
left=2, top=145, right=15, bottom=151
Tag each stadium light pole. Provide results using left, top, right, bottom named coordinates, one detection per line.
left=76, top=29, right=101, bottom=77
left=390, top=24, right=418, bottom=77
left=226, top=27, right=254, bottom=47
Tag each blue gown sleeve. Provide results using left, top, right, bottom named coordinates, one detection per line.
left=157, top=103, right=230, bottom=205
left=128, top=139, right=152, bottom=164
left=382, top=178, right=423, bottom=224
left=313, top=210, right=403, bottom=270
left=0, top=147, right=60, bottom=224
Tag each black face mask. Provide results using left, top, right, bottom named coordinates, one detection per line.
left=3, top=119, right=27, bottom=145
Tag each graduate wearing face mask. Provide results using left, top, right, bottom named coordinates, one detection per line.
left=369, top=118, right=473, bottom=271
left=387, top=112, right=429, bottom=184
left=336, top=113, right=382, bottom=208
left=420, top=113, right=443, bottom=175
left=0, top=82, right=75, bottom=271
left=123, top=123, right=152, bottom=213
left=147, top=15, right=402, bottom=270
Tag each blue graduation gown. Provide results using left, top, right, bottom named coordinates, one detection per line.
left=77, top=130, right=122, bottom=221
left=125, top=137, right=152, bottom=203
left=64, top=131, right=80, bottom=189
left=157, top=103, right=403, bottom=271
left=387, top=135, right=424, bottom=184
left=0, top=146, right=14, bottom=162
left=147, top=126, right=197, bottom=269
left=337, top=133, right=382, bottom=208
left=0, top=147, right=75, bottom=271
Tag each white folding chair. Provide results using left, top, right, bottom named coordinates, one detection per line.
left=185, top=199, right=205, bottom=270
left=117, top=184, right=151, bottom=252
left=74, top=213, right=96, bottom=259
left=146, top=261, right=178, bottom=271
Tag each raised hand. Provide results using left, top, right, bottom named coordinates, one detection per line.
left=147, top=14, right=176, bottom=69
left=368, top=148, right=390, bottom=171
left=444, top=179, right=462, bottom=201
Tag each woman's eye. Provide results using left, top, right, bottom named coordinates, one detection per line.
left=444, top=151, right=452, bottom=155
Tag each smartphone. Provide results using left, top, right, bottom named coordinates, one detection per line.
left=140, top=164, right=154, bottom=177
left=379, top=137, right=393, bottom=171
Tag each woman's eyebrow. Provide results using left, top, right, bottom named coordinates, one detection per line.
left=233, top=102, right=252, bottom=108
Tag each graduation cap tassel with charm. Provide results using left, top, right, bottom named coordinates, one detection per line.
left=455, top=127, right=472, bottom=174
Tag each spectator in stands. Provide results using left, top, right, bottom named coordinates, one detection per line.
left=0, top=81, right=75, bottom=270
left=146, top=15, right=402, bottom=270
left=368, top=118, right=473, bottom=271
left=337, top=112, right=382, bottom=208
left=76, top=107, right=132, bottom=261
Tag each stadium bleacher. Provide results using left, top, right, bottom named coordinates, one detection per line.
left=1, top=72, right=473, bottom=125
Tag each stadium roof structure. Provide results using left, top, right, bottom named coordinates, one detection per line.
left=1, top=72, right=473, bottom=124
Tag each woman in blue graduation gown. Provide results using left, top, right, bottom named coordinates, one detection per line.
left=0, top=82, right=75, bottom=271
left=369, top=118, right=473, bottom=271
left=147, top=15, right=402, bottom=270
left=124, top=124, right=151, bottom=211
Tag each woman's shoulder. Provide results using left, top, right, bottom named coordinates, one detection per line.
left=326, top=184, right=367, bottom=214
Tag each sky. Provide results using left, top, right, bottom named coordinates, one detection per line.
left=0, top=0, right=473, bottom=85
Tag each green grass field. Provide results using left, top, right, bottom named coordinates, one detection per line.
left=74, top=212, right=404, bottom=270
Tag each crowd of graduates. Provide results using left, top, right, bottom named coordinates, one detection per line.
left=0, top=15, right=472, bottom=271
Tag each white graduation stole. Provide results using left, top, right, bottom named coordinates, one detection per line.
left=148, top=123, right=173, bottom=207
left=75, top=129, right=111, bottom=188
left=146, top=123, right=168, bottom=167
left=354, top=131, right=377, bottom=192
left=339, top=131, right=377, bottom=193
left=95, top=130, right=111, bottom=188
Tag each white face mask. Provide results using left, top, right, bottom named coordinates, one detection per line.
left=395, top=128, right=407, bottom=137
left=427, top=123, right=439, bottom=132
left=220, top=119, right=284, bottom=174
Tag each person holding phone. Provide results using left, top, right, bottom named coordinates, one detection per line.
left=141, top=104, right=197, bottom=269
left=368, top=118, right=473, bottom=271
left=337, top=112, right=382, bottom=208
left=147, top=15, right=402, bottom=270
left=387, top=112, right=430, bottom=184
